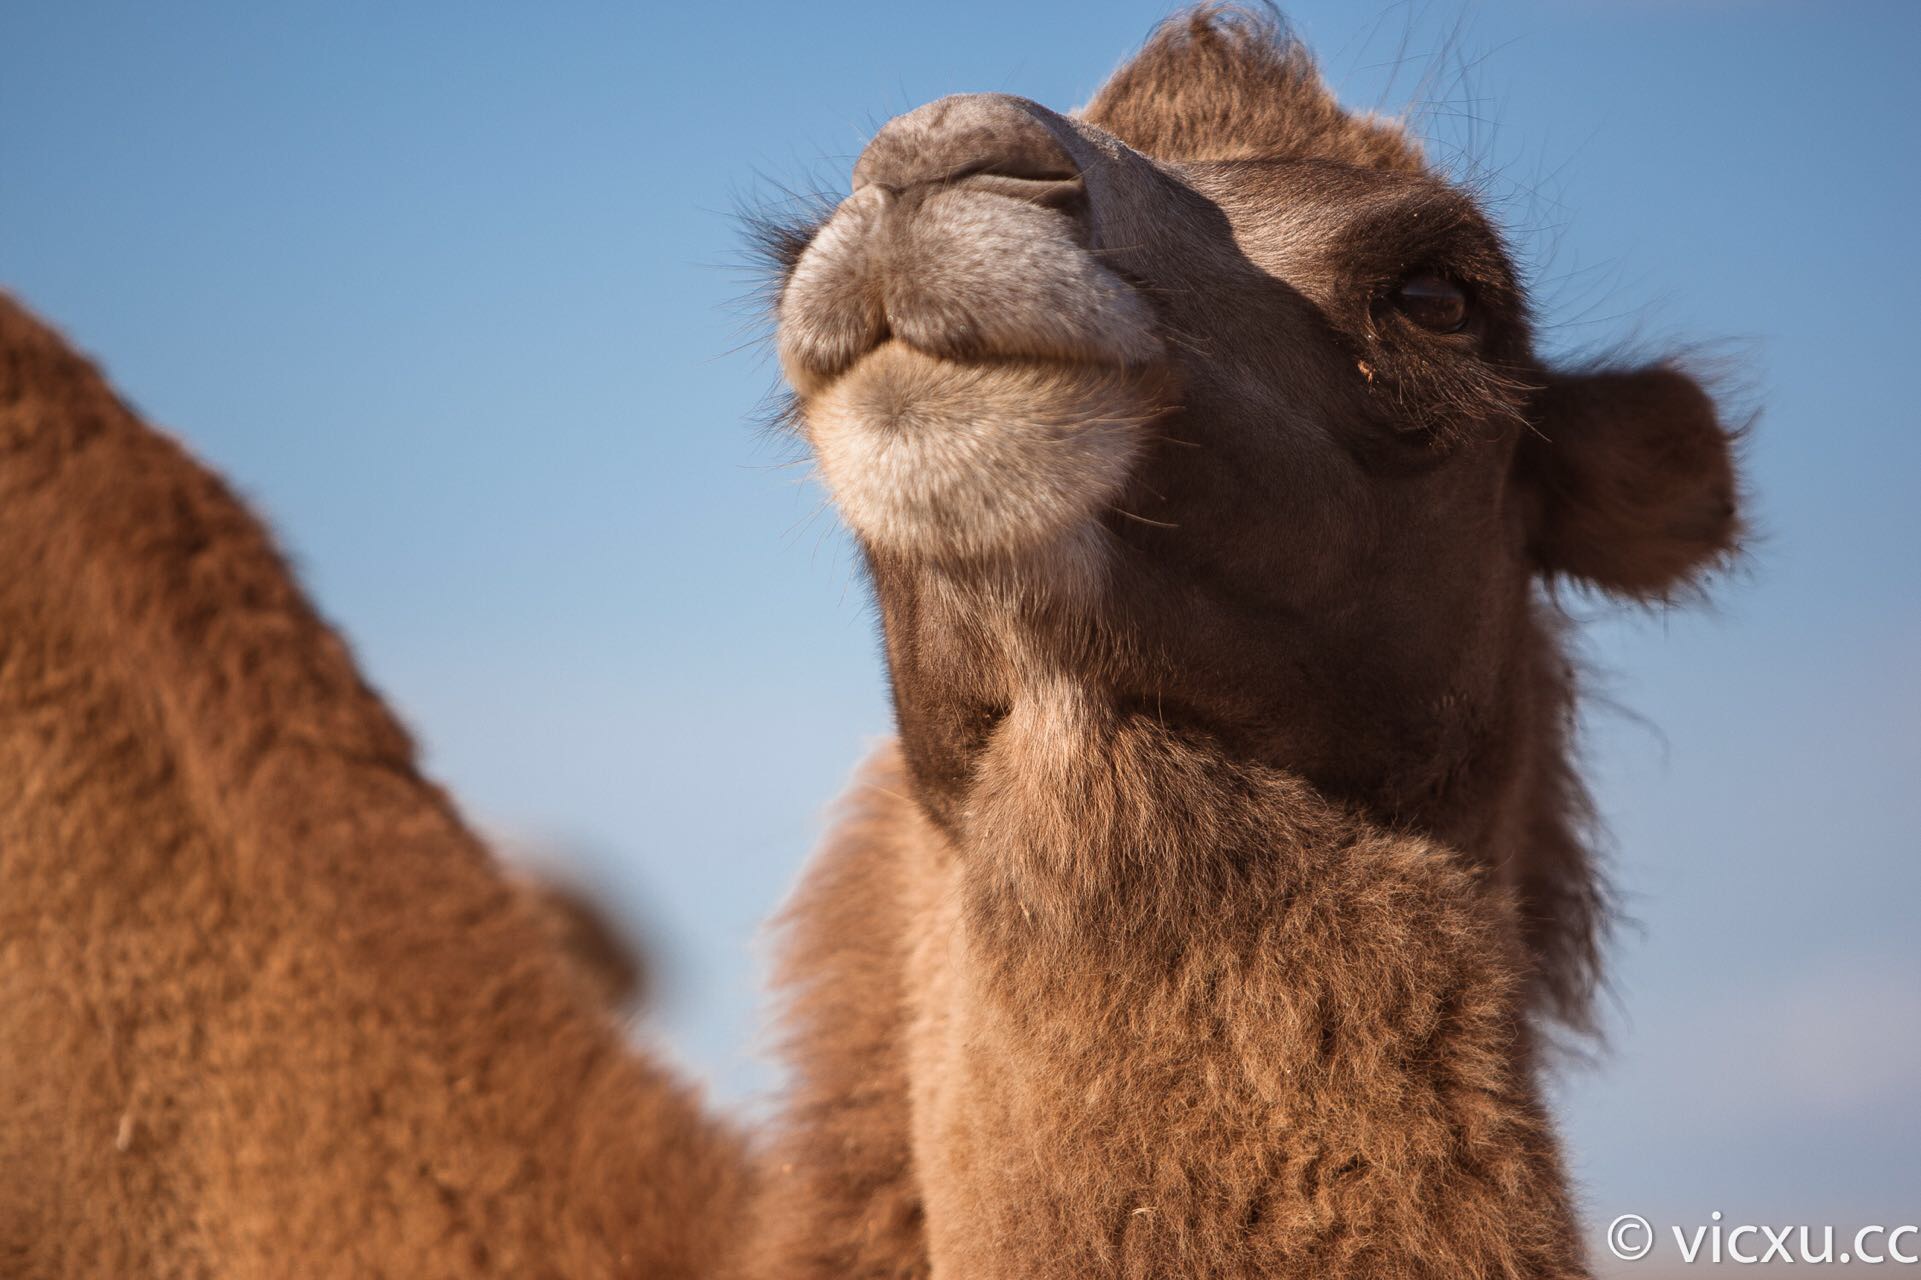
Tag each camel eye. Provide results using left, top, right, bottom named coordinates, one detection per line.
left=1391, top=274, right=1470, bottom=333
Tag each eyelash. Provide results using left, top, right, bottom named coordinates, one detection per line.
left=1386, top=273, right=1472, bottom=334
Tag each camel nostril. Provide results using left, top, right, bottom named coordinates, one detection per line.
left=853, top=93, right=1084, bottom=211
left=939, top=169, right=1086, bottom=214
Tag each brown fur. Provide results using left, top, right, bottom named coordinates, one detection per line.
left=0, top=293, right=747, bottom=1277
left=0, top=8, right=1742, bottom=1275
left=754, top=7, right=1742, bottom=1277
left=522, top=876, right=652, bottom=1012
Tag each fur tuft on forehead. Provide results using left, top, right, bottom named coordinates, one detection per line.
left=1081, top=4, right=1424, bottom=172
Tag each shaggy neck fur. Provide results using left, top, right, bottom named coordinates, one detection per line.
left=878, top=554, right=1605, bottom=1035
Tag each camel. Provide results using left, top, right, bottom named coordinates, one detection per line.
left=0, top=8, right=1741, bottom=1278
left=745, top=8, right=1741, bottom=1278
left=0, top=293, right=746, bottom=1275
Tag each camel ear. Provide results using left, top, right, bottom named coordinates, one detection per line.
left=523, top=878, right=648, bottom=1011
left=1520, top=364, right=1742, bottom=600
left=1079, top=6, right=1421, bottom=171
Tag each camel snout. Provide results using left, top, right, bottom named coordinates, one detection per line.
left=853, top=93, right=1087, bottom=218
left=776, top=92, right=1159, bottom=398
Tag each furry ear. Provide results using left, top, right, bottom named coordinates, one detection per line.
left=1080, top=5, right=1422, bottom=171
left=1519, top=364, right=1743, bottom=599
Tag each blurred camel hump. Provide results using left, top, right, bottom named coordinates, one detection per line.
left=0, top=292, right=746, bottom=1278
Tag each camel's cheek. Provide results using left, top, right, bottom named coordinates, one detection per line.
left=804, top=343, right=1163, bottom=566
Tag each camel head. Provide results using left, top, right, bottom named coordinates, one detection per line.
left=770, top=7, right=1742, bottom=1025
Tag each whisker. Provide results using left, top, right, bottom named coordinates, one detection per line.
left=1110, top=506, right=1179, bottom=530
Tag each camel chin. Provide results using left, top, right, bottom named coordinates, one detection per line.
left=804, top=343, right=1165, bottom=567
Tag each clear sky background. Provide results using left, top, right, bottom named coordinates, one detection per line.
left=6, top=0, right=1917, bottom=1262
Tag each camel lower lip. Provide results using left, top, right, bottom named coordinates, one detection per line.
left=799, top=338, right=1168, bottom=562
left=787, top=329, right=1183, bottom=409
left=803, top=337, right=1141, bottom=396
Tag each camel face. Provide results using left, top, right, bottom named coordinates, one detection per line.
left=772, top=11, right=1741, bottom=1016
left=779, top=93, right=1171, bottom=567
left=780, top=85, right=1530, bottom=584
left=784, top=86, right=1519, bottom=767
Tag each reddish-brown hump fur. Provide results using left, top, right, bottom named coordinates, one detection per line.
left=0, top=293, right=745, bottom=1277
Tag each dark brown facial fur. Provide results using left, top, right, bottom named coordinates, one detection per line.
left=751, top=7, right=1743, bottom=1278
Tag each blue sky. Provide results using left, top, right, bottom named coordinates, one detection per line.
left=5, top=0, right=1917, bottom=1254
